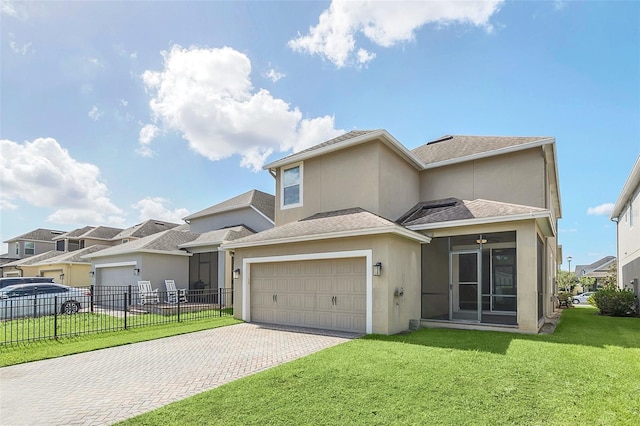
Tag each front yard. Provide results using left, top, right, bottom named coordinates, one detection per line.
left=121, top=307, right=640, bottom=425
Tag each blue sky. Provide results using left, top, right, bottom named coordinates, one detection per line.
left=1, top=0, right=638, bottom=271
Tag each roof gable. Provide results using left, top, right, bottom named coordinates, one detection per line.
left=183, top=189, right=275, bottom=222
left=4, top=228, right=66, bottom=243
left=111, top=220, right=180, bottom=240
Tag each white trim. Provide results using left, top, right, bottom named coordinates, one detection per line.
left=611, top=155, right=640, bottom=219
left=280, top=162, right=303, bottom=210
left=421, top=138, right=555, bottom=170
left=250, top=205, right=275, bottom=225
left=407, top=211, right=555, bottom=235
left=223, top=225, right=431, bottom=250
left=94, top=261, right=137, bottom=269
left=242, top=250, right=373, bottom=334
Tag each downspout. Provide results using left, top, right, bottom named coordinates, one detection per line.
left=611, top=216, right=620, bottom=288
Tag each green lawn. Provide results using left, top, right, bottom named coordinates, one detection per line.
left=0, top=316, right=241, bottom=367
left=120, top=307, right=640, bottom=426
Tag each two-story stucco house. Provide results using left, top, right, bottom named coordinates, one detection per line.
left=223, top=129, right=561, bottom=335
left=610, top=155, right=640, bottom=292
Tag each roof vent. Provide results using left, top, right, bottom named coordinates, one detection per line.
left=426, top=135, right=453, bottom=145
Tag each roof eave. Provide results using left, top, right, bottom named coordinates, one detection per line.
left=610, top=155, right=640, bottom=220
left=222, top=225, right=431, bottom=250
left=406, top=211, right=556, bottom=237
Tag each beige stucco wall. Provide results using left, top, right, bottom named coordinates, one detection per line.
left=419, top=148, right=546, bottom=209
left=231, top=233, right=422, bottom=335
left=275, top=141, right=420, bottom=225
left=423, top=219, right=550, bottom=333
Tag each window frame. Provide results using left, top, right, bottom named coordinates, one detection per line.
left=24, top=241, right=35, bottom=255
left=280, top=162, right=303, bottom=209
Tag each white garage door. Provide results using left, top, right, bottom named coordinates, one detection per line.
left=250, top=258, right=366, bottom=333
left=97, top=266, right=137, bottom=287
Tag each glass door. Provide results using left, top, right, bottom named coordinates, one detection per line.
left=450, top=250, right=481, bottom=322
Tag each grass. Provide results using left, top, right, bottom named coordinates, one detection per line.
left=0, top=316, right=241, bottom=367
left=120, top=307, right=640, bottom=426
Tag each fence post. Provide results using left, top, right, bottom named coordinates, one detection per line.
left=90, top=285, right=94, bottom=313
left=54, top=295, right=58, bottom=340
left=128, top=284, right=132, bottom=307
left=124, top=290, right=128, bottom=330
left=219, top=288, right=222, bottom=317
left=177, top=291, right=181, bottom=322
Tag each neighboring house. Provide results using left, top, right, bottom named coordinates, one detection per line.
left=223, top=129, right=561, bottom=335
left=610, top=155, right=640, bottom=292
left=1, top=250, right=68, bottom=278
left=53, top=226, right=124, bottom=252
left=574, top=256, right=616, bottom=283
left=83, top=190, right=274, bottom=296
left=21, top=245, right=111, bottom=286
left=3, top=228, right=66, bottom=261
left=182, top=189, right=274, bottom=291
left=110, top=219, right=181, bottom=244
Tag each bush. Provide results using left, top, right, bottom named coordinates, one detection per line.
left=590, top=287, right=637, bottom=316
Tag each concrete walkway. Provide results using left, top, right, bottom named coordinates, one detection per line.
left=0, top=323, right=358, bottom=426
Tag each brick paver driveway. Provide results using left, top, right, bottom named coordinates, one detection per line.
left=0, top=323, right=358, bottom=426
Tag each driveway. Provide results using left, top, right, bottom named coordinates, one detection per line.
left=0, top=323, right=358, bottom=426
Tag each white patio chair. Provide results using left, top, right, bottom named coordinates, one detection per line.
left=165, top=279, right=187, bottom=304
left=137, top=280, right=159, bottom=305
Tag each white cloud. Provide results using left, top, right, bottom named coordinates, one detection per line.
left=265, top=68, right=285, bottom=82
left=553, top=1, right=567, bottom=11
left=87, top=57, right=103, bottom=68
left=587, top=203, right=614, bottom=216
left=0, top=138, right=124, bottom=225
left=132, top=197, right=189, bottom=223
left=140, top=45, right=343, bottom=171
left=9, top=40, right=33, bottom=55
left=288, top=0, right=504, bottom=68
left=120, top=99, right=128, bottom=107
left=88, top=105, right=104, bottom=121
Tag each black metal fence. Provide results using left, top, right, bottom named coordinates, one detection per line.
left=1, top=285, right=234, bottom=345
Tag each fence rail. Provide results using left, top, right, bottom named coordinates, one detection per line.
left=1, top=285, right=233, bottom=345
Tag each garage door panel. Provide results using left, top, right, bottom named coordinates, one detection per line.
left=250, top=258, right=366, bottom=333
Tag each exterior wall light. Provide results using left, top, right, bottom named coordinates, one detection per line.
left=89, top=271, right=95, bottom=277
left=59, top=273, right=65, bottom=280
left=373, top=262, right=382, bottom=277
left=133, top=268, right=140, bottom=275
left=233, top=268, right=241, bottom=279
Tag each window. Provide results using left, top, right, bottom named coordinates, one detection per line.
left=15, top=242, right=19, bottom=255
left=25, top=242, right=35, bottom=255
left=282, top=164, right=302, bottom=208
left=56, top=240, right=65, bottom=251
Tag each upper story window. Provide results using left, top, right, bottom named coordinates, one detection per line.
left=15, top=242, right=19, bottom=255
left=281, top=163, right=303, bottom=208
left=24, top=242, right=35, bottom=255
left=56, top=240, right=65, bottom=251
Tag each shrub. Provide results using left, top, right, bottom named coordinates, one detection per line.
left=590, top=287, right=637, bottom=316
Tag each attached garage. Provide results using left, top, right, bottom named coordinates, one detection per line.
left=41, top=269, right=63, bottom=284
left=250, top=258, right=366, bottom=333
left=96, top=264, right=137, bottom=287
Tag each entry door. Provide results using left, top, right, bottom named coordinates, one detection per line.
left=450, top=251, right=481, bottom=322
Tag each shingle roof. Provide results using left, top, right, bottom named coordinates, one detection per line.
left=31, top=245, right=112, bottom=265
left=56, top=226, right=123, bottom=240
left=84, top=229, right=198, bottom=258
left=179, top=226, right=255, bottom=248
left=183, top=190, right=275, bottom=222
left=574, top=256, right=616, bottom=278
left=1, top=250, right=62, bottom=267
left=411, top=135, right=552, bottom=165
left=398, top=198, right=548, bottom=227
left=111, top=220, right=181, bottom=240
left=223, top=208, right=426, bottom=247
left=4, top=228, right=66, bottom=243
